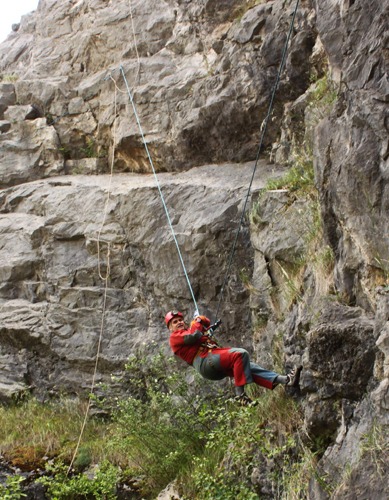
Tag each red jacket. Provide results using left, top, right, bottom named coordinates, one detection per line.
left=169, top=320, right=210, bottom=365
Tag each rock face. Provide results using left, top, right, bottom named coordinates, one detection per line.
left=0, top=0, right=388, bottom=496
left=0, top=0, right=316, bottom=175
left=0, top=163, right=278, bottom=399
left=314, top=0, right=389, bottom=312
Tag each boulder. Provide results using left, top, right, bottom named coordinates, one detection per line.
left=4, top=104, right=42, bottom=122
left=0, top=120, right=11, bottom=133
left=0, top=83, right=16, bottom=119
left=0, top=118, right=63, bottom=187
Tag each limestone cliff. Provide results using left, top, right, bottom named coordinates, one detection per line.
left=0, top=0, right=388, bottom=497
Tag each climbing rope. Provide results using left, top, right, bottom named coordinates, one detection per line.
left=119, top=1, right=199, bottom=314
left=67, top=0, right=299, bottom=471
left=214, top=0, right=300, bottom=319
left=67, top=78, right=118, bottom=474
left=119, top=65, right=199, bottom=315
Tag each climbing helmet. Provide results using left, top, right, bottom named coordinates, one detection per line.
left=165, top=310, right=184, bottom=327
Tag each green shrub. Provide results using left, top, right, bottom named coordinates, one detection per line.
left=38, top=460, right=119, bottom=500
left=0, top=475, right=26, bottom=500
left=0, top=350, right=321, bottom=499
left=266, top=146, right=315, bottom=193
left=106, top=350, right=225, bottom=497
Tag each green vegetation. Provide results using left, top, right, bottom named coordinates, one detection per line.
left=0, top=350, right=324, bottom=499
left=275, top=258, right=306, bottom=306
left=233, top=0, right=265, bottom=21
left=0, top=398, right=109, bottom=469
left=38, top=461, right=119, bottom=500
left=360, top=422, right=389, bottom=476
left=307, top=74, right=337, bottom=122
left=0, top=475, right=26, bottom=499
left=323, top=422, right=389, bottom=496
left=266, top=150, right=315, bottom=194
left=81, top=137, right=107, bottom=159
left=59, top=144, right=71, bottom=160
left=0, top=73, right=19, bottom=82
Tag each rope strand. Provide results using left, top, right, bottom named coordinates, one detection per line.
left=215, top=0, right=300, bottom=319
left=67, top=0, right=298, bottom=472
left=67, top=80, right=117, bottom=474
left=119, top=65, right=199, bottom=314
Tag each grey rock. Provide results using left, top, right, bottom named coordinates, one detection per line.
left=0, top=120, right=11, bottom=133
left=0, top=118, right=63, bottom=187
left=65, top=158, right=108, bottom=175
left=0, top=0, right=316, bottom=174
left=68, top=97, right=89, bottom=115
left=313, top=0, right=389, bottom=310
left=4, top=104, right=42, bottom=122
left=306, top=302, right=375, bottom=400
left=230, top=4, right=272, bottom=44
left=156, top=481, right=181, bottom=500
left=0, top=349, right=29, bottom=403
left=0, top=0, right=387, bottom=496
left=0, top=83, right=16, bottom=119
left=0, top=162, right=279, bottom=394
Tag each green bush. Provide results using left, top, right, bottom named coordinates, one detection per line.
left=0, top=350, right=320, bottom=499
left=106, top=350, right=226, bottom=496
left=0, top=475, right=26, bottom=500
left=38, top=461, right=119, bottom=500
left=265, top=146, right=315, bottom=194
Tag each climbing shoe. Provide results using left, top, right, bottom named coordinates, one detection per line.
left=286, top=365, right=302, bottom=387
left=234, top=393, right=258, bottom=407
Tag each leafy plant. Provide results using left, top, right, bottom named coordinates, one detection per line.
left=106, top=350, right=223, bottom=497
left=38, top=460, right=119, bottom=500
left=82, top=137, right=97, bottom=158
left=81, top=137, right=107, bottom=159
left=59, top=145, right=71, bottom=160
left=0, top=475, right=26, bottom=499
left=0, top=350, right=319, bottom=499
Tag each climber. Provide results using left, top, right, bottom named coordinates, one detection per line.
left=166, top=311, right=302, bottom=406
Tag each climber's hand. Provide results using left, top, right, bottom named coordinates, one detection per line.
left=194, top=315, right=211, bottom=328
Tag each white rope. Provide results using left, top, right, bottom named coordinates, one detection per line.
left=120, top=66, right=199, bottom=314
left=128, top=0, right=141, bottom=82
left=96, top=76, right=117, bottom=280
left=67, top=79, right=117, bottom=474
left=120, top=1, right=199, bottom=314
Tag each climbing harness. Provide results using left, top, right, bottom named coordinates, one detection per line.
left=206, top=319, right=222, bottom=338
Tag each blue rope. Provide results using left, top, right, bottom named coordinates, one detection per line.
left=214, top=0, right=300, bottom=319
left=119, top=66, right=199, bottom=314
